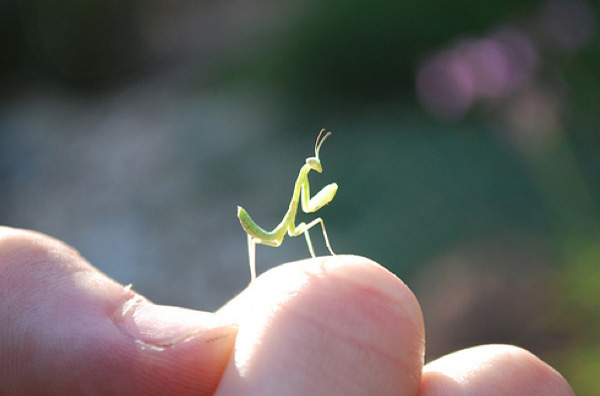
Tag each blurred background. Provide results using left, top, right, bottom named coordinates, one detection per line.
left=1, top=0, right=599, bottom=393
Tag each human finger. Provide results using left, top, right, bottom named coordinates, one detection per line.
left=418, top=344, right=575, bottom=396
left=0, top=226, right=237, bottom=395
left=214, top=255, right=425, bottom=396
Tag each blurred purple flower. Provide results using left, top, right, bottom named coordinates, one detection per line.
left=416, top=27, right=537, bottom=121
left=416, top=50, right=475, bottom=121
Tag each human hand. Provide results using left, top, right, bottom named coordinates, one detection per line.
left=0, top=227, right=575, bottom=395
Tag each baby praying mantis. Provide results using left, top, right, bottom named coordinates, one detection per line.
left=237, top=129, right=338, bottom=281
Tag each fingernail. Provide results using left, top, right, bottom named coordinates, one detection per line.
left=118, top=297, right=235, bottom=346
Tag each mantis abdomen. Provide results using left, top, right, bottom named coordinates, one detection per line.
left=237, top=206, right=279, bottom=242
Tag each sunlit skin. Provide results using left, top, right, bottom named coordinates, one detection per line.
left=0, top=227, right=576, bottom=395
left=237, top=129, right=338, bottom=281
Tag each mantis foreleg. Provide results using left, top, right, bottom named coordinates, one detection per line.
left=301, top=183, right=338, bottom=213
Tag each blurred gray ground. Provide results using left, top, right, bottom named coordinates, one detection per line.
left=0, top=0, right=308, bottom=309
left=1, top=83, right=268, bottom=309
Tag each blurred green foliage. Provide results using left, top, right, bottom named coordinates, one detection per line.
left=220, top=0, right=541, bottom=106
left=1, top=0, right=143, bottom=88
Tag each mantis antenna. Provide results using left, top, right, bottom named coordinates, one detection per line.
left=237, top=129, right=338, bottom=281
left=315, top=129, right=331, bottom=157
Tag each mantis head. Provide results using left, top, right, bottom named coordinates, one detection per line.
left=306, top=129, right=331, bottom=173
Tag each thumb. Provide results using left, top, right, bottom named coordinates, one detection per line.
left=0, top=227, right=237, bottom=396
left=215, top=256, right=425, bottom=396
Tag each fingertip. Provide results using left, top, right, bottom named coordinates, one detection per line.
left=216, top=255, right=425, bottom=396
left=419, top=344, right=575, bottom=396
left=123, top=322, right=238, bottom=395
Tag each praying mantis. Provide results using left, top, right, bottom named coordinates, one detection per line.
left=237, top=129, right=338, bottom=281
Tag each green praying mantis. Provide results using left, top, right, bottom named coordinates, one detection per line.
left=237, top=129, right=338, bottom=281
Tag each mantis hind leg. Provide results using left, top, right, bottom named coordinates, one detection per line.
left=291, top=217, right=335, bottom=258
left=247, top=234, right=257, bottom=281
left=247, top=233, right=284, bottom=282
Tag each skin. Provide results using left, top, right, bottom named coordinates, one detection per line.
left=0, top=226, right=575, bottom=396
